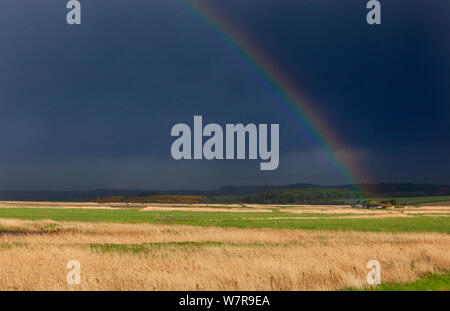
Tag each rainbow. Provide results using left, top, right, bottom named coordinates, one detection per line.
left=182, top=0, right=371, bottom=190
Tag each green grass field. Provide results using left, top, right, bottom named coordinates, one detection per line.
left=0, top=207, right=449, bottom=233
left=348, top=273, right=450, bottom=291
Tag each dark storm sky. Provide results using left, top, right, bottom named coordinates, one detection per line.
left=0, top=0, right=448, bottom=190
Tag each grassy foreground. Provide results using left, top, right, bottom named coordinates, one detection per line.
left=0, top=217, right=449, bottom=290
left=0, top=207, right=449, bottom=232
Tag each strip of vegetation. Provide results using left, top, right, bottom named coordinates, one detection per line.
left=89, top=241, right=307, bottom=254
left=347, top=273, right=450, bottom=291
left=0, top=242, right=25, bottom=249
left=90, top=242, right=224, bottom=254
left=0, top=208, right=449, bottom=233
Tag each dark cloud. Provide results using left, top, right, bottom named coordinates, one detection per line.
left=0, top=0, right=448, bottom=190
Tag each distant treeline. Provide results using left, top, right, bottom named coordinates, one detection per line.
left=0, top=183, right=449, bottom=203
left=93, top=195, right=209, bottom=204
left=356, top=183, right=450, bottom=197
left=243, top=188, right=362, bottom=204
left=213, top=183, right=450, bottom=198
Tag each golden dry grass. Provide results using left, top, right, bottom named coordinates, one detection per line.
left=0, top=218, right=449, bottom=290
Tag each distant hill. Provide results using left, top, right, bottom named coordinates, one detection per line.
left=356, top=183, right=450, bottom=197
left=243, top=187, right=361, bottom=204
left=0, top=183, right=449, bottom=203
left=210, top=183, right=317, bottom=196
left=241, top=183, right=450, bottom=204
left=212, top=183, right=450, bottom=198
